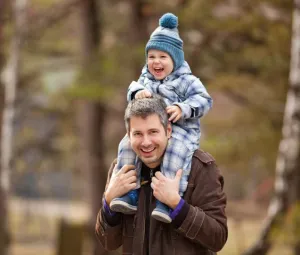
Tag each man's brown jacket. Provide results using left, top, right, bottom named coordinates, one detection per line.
left=95, top=150, right=228, bottom=255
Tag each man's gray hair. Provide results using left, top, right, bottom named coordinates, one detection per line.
left=125, top=94, right=169, bottom=133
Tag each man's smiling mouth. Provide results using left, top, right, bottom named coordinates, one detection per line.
left=141, top=147, right=155, bottom=153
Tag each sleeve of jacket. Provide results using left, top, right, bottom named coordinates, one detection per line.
left=127, top=81, right=146, bottom=102
left=176, top=153, right=228, bottom=252
left=127, top=65, right=149, bottom=102
left=95, top=160, right=123, bottom=250
left=174, top=77, right=213, bottom=119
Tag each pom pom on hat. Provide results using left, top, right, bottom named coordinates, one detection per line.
left=145, top=13, right=184, bottom=71
left=159, top=13, right=178, bottom=29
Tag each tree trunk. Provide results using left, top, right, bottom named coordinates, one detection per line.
left=77, top=1, right=107, bottom=254
left=242, top=1, right=300, bottom=254
left=0, top=1, right=7, bottom=254
left=128, top=0, right=150, bottom=77
left=0, top=1, right=27, bottom=254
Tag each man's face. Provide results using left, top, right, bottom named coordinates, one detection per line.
left=147, top=49, right=174, bottom=80
left=128, top=114, right=171, bottom=169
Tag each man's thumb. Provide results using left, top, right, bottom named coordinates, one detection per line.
left=175, top=169, right=183, bottom=181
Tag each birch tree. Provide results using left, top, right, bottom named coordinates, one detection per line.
left=0, top=0, right=27, bottom=254
left=243, top=1, right=300, bottom=254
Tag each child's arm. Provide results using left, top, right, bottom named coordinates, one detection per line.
left=127, top=81, right=146, bottom=102
left=174, top=78, right=213, bottom=119
left=135, top=89, right=152, bottom=99
left=127, top=66, right=150, bottom=101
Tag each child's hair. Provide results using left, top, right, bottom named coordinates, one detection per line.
left=145, top=13, right=184, bottom=70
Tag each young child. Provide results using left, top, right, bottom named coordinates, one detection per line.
left=110, top=13, right=213, bottom=223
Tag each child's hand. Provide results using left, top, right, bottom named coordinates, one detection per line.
left=135, top=89, right=152, bottom=99
left=166, top=105, right=182, bottom=123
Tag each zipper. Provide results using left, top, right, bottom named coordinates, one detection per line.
left=149, top=168, right=154, bottom=255
left=150, top=168, right=154, bottom=218
left=150, top=168, right=154, bottom=178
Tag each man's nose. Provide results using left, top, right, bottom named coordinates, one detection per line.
left=141, top=135, right=151, bottom=146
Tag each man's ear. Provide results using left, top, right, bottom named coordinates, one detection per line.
left=167, top=122, right=172, bottom=139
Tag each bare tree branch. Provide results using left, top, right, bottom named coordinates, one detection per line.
left=224, top=89, right=284, bottom=112
left=26, top=0, right=81, bottom=41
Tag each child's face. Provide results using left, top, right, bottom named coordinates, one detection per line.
left=147, top=49, right=174, bottom=80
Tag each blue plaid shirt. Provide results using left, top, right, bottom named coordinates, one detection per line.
left=127, top=61, right=213, bottom=151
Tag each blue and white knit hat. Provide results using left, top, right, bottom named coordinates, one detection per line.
left=146, top=13, right=184, bottom=70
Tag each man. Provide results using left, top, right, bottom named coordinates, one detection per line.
left=95, top=95, right=227, bottom=255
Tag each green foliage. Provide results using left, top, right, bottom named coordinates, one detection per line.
left=67, top=60, right=115, bottom=103
left=67, top=84, right=114, bottom=102
left=66, top=43, right=136, bottom=102
left=179, top=0, right=292, bottom=186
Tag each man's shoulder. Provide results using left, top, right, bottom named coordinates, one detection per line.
left=192, top=149, right=215, bottom=164
left=190, top=150, right=221, bottom=186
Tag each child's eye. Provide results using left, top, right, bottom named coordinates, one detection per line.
left=148, top=56, right=154, bottom=59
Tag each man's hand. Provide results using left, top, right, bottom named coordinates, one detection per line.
left=135, top=89, right=152, bottom=99
left=151, top=169, right=182, bottom=209
left=166, top=105, right=182, bottom=123
left=104, top=165, right=137, bottom=206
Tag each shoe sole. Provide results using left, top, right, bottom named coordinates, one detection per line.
left=110, top=200, right=137, bottom=214
left=151, top=211, right=172, bottom=223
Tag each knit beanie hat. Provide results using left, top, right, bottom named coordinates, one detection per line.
left=146, top=13, right=184, bottom=71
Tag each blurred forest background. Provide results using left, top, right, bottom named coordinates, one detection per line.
left=0, top=0, right=300, bottom=255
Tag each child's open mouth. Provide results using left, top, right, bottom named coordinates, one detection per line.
left=154, top=67, right=164, bottom=74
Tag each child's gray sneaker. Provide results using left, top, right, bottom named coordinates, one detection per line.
left=110, top=190, right=139, bottom=214
left=151, top=200, right=172, bottom=223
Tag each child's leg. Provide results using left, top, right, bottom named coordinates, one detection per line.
left=162, top=137, right=193, bottom=194
left=178, top=155, right=192, bottom=196
left=151, top=137, right=192, bottom=223
left=116, top=135, right=137, bottom=171
left=115, top=134, right=142, bottom=187
left=110, top=134, right=141, bottom=214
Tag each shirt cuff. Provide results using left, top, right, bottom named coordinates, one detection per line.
left=170, top=198, right=185, bottom=220
left=170, top=199, right=189, bottom=228
left=103, top=198, right=116, bottom=216
left=173, top=103, right=192, bottom=119
left=102, top=198, right=122, bottom=226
